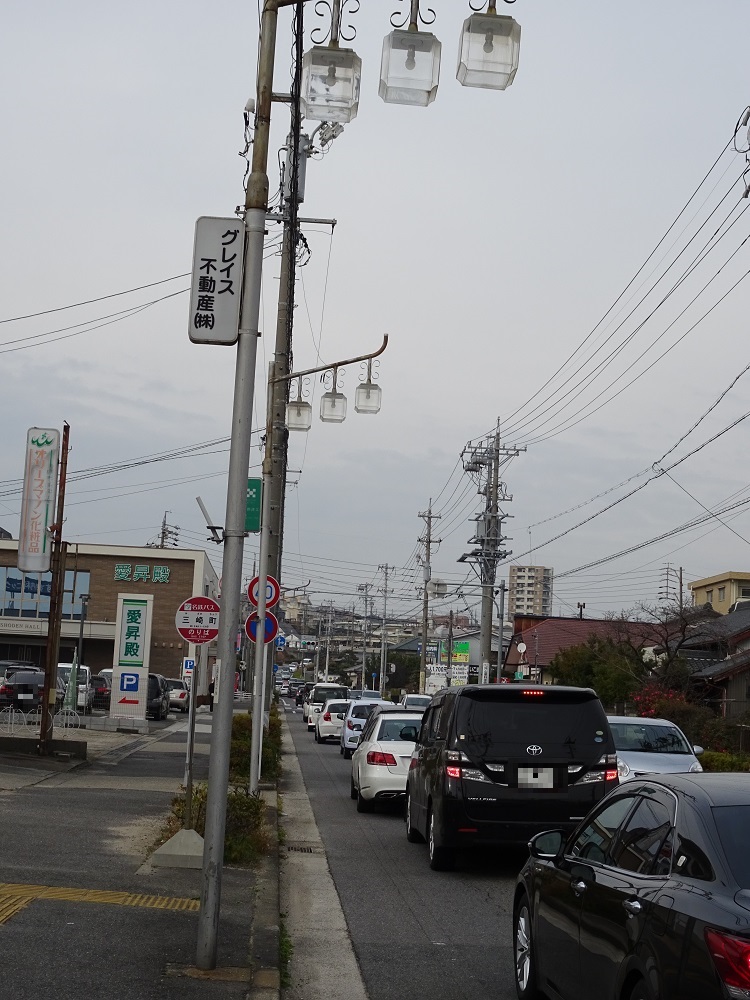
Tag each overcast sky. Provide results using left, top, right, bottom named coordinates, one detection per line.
left=3, top=1, right=750, bottom=622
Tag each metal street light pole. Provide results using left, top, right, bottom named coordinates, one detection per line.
left=196, top=0, right=298, bottom=972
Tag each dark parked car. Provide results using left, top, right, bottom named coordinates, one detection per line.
left=0, top=660, right=38, bottom=683
left=91, top=673, right=111, bottom=710
left=0, top=670, right=64, bottom=712
left=514, top=773, right=750, bottom=1000
left=146, top=673, right=169, bottom=720
left=405, top=685, right=618, bottom=870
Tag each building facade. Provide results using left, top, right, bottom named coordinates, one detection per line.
left=0, top=541, right=219, bottom=680
left=508, top=565, right=554, bottom=617
left=689, top=572, right=750, bottom=615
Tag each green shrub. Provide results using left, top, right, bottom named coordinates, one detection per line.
left=228, top=703, right=283, bottom=784
left=699, top=750, right=750, bottom=773
left=169, top=782, right=270, bottom=864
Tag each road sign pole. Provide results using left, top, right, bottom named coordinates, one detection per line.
left=183, top=645, right=204, bottom=830
left=249, top=418, right=273, bottom=794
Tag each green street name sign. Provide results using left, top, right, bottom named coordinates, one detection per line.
left=245, top=478, right=262, bottom=533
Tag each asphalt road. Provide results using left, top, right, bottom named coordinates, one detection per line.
left=281, top=699, right=525, bottom=1000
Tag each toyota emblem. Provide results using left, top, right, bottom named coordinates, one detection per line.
left=526, top=745, right=543, bottom=756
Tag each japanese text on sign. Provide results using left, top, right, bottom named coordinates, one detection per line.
left=113, top=564, right=171, bottom=583
left=189, top=217, right=244, bottom=345
left=18, top=428, right=60, bottom=573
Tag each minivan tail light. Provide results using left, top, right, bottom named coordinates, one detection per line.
left=705, top=928, right=750, bottom=991
left=347, top=720, right=355, bottom=730
left=323, top=711, right=331, bottom=722
left=445, top=766, right=461, bottom=779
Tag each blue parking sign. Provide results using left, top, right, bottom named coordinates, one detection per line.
left=120, top=673, right=139, bottom=692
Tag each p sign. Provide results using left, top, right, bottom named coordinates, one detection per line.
left=120, top=673, right=140, bottom=692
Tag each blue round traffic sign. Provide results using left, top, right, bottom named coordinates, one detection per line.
left=244, top=611, right=279, bottom=645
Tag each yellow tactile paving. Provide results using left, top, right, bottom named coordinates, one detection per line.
left=0, top=881, right=200, bottom=924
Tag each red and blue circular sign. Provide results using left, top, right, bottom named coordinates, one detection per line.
left=248, top=574, right=280, bottom=609
left=244, top=611, right=279, bottom=645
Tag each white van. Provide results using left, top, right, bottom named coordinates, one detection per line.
left=57, top=663, right=94, bottom=713
left=303, top=682, right=348, bottom=729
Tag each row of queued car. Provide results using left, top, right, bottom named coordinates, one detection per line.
left=295, top=678, right=750, bottom=1000
left=0, top=659, right=190, bottom=720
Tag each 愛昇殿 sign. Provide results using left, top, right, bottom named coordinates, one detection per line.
left=110, top=594, right=153, bottom=721
left=188, top=217, right=244, bottom=345
left=18, top=428, right=60, bottom=573
left=175, top=596, right=220, bottom=644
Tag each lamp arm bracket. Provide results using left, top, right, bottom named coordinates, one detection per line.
left=271, top=334, right=389, bottom=385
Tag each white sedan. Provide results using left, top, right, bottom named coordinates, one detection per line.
left=350, top=708, right=423, bottom=813
left=314, top=699, right=350, bottom=744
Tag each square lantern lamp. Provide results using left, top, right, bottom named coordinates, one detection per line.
left=456, top=13, right=521, bottom=90
left=354, top=381, right=382, bottom=414
left=379, top=29, right=441, bottom=107
left=286, top=399, right=313, bottom=432
left=301, top=45, right=362, bottom=123
left=320, top=390, right=347, bottom=423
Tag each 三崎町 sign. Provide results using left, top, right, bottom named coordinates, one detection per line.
left=188, top=217, right=244, bottom=345
left=18, top=427, right=60, bottom=573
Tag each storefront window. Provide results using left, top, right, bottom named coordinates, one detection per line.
left=0, top=568, right=89, bottom=620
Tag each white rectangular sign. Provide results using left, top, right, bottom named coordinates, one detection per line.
left=110, top=594, right=153, bottom=721
left=18, top=428, right=59, bottom=572
left=188, top=216, right=244, bottom=345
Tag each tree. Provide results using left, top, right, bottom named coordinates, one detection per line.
left=550, top=635, right=648, bottom=706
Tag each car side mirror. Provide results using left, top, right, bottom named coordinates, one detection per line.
left=400, top=726, right=418, bottom=741
left=693, top=745, right=704, bottom=756
left=528, top=829, right=565, bottom=862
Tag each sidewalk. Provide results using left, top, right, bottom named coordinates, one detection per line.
left=0, top=704, right=262, bottom=999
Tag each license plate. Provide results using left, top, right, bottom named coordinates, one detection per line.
left=18, top=693, right=33, bottom=700
left=518, top=766, right=554, bottom=789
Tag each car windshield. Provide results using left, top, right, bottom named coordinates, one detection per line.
left=609, top=722, right=691, bottom=754
left=713, top=805, right=750, bottom=887
left=10, top=672, right=42, bottom=684
left=452, top=689, right=610, bottom=760
left=352, top=704, right=376, bottom=720
left=167, top=680, right=184, bottom=690
left=328, top=702, right=349, bottom=713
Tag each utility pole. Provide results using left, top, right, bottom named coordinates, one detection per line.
left=459, top=433, right=524, bottom=686
left=358, top=583, right=372, bottom=690
left=40, top=421, right=70, bottom=754
left=577, top=602, right=586, bottom=619
left=495, top=579, right=506, bottom=682
left=418, top=502, right=441, bottom=694
left=378, top=564, right=394, bottom=696
left=157, top=510, right=179, bottom=548
left=446, top=609, right=454, bottom=687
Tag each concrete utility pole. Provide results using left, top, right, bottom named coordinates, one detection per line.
left=40, top=421, right=70, bottom=754
left=418, top=502, right=441, bottom=694
left=495, top=579, right=506, bottom=683
left=378, top=564, right=394, bottom=695
left=358, top=583, right=372, bottom=690
left=446, top=609, right=454, bottom=687
left=459, top=433, right=525, bottom=685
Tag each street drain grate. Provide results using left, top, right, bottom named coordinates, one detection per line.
left=287, top=845, right=314, bottom=854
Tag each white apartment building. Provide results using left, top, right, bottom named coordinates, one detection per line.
left=508, top=565, right=554, bottom=617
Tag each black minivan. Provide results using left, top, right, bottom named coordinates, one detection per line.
left=405, top=685, right=618, bottom=870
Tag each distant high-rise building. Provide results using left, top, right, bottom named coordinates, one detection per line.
left=508, top=565, right=554, bottom=617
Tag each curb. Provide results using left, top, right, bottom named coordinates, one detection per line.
left=247, top=788, right=281, bottom=1000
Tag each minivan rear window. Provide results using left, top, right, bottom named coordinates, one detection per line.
left=451, top=689, right=609, bottom=760
left=313, top=687, right=347, bottom=703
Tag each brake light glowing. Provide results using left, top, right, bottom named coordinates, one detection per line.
left=522, top=690, right=544, bottom=697
left=605, top=770, right=618, bottom=781
left=323, top=711, right=331, bottom=722
left=445, top=766, right=461, bottom=779
left=367, top=751, right=397, bottom=766
left=705, top=928, right=750, bottom=990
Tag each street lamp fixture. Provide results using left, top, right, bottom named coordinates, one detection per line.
left=354, top=358, right=382, bottom=414
left=286, top=378, right=313, bottom=432
left=301, top=0, right=362, bottom=122
left=320, top=374, right=348, bottom=423
left=457, top=5, right=521, bottom=91
left=380, top=1, right=441, bottom=107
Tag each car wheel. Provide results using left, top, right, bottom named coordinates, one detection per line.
left=343, top=748, right=352, bottom=760
left=427, top=806, right=455, bottom=871
left=405, top=789, right=424, bottom=844
left=513, top=895, right=541, bottom=1000
left=628, top=980, right=654, bottom=1000
left=314, top=729, right=320, bottom=743
left=339, top=744, right=344, bottom=756
left=350, top=776, right=358, bottom=800
left=356, top=789, right=374, bottom=813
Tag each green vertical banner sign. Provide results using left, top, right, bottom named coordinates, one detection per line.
left=245, top=478, right=262, bottom=533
